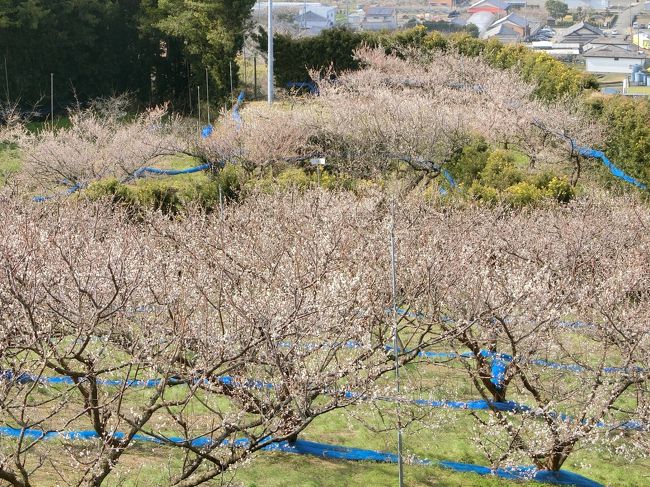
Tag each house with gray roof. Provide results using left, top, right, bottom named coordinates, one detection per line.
left=556, top=22, right=603, bottom=48
left=583, top=45, right=647, bottom=73
left=295, top=8, right=335, bottom=34
left=361, top=6, right=398, bottom=31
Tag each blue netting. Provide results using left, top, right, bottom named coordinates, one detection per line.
left=0, top=425, right=603, bottom=486
left=130, top=164, right=211, bottom=179
left=5, top=368, right=643, bottom=431
left=575, top=145, right=647, bottom=190
left=32, top=183, right=83, bottom=202
left=439, top=461, right=604, bottom=487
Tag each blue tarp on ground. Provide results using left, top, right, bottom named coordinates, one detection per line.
left=439, top=461, right=604, bottom=487
left=0, top=425, right=603, bottom=486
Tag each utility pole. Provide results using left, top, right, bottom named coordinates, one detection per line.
left=389, top=199, right=404, bottom=487
left=268, top=0, right=274, bottom=104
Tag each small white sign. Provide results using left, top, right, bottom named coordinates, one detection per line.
left=310, top=158, right=326, bottom=166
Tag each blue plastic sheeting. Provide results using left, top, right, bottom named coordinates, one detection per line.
left=286, top=82, right=318, bottom=94
left=410, top=398, right=529, bottom=413
left=0, top=370, right=273, bottom=391
left=232, top=91, right=245, bottom=128
left=33, top=183, right=83, bottom=202
left=558, top=321, right=593, bottom=329
left=439, top=461, right=604, bottom=487
left=4, top=368, right=645, bottom=431
left=201, top=125, right=213, bottom=138
left=442, top=169, right=457, bottom=188
left=0, top=426, right=603, bottom=486
left=130, top=164, right=210, bottom=179
left=575, top=145, right=647, bottom=190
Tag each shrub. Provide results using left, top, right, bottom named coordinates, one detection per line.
left=446, top=137, right=490, bottom=187
left=505, top=181, right=545, bottom=207
left=478, top=150, right=523, bottom=190
left=468, top=181, right=499, bottom=204
left=545, top=176, right=575, bottom=203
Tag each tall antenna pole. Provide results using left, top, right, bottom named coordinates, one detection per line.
left=205, top=68, right=210, bottom=125
left=389, top=199, right=404, bottom=487
left=267, top=0, right=274, bottom=104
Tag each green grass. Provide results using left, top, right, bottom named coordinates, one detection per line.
left=0, top=142, right=22, bottom=184
left=626, top=86, right=650, bottom=95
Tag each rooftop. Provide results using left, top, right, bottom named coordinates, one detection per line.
left=583, top=45, right=646, bottom=59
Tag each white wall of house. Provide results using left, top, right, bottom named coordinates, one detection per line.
left=585, top=57, right=646, bottom=73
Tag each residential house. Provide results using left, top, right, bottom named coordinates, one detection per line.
left=555, top=22, right=603, bottom=48
left=633, top=33, right=650, bottom=49
left=584, top=36, right=634, bottom=52
left=295, top=10, right=335, bottom=34
left=483, top=23, right=522, bottom=42
left=467, top=0, right=511, bottom=16
left=487, top=12, right=540, bottom=39
left=295, top=5, right=336, bottom=34
left=361, top=6, right=398, bottom=31
left=348, top=11, right=364, bottom=30
left=529, top=41, right=581, bottom=56
left=505, top=0, right=527, bottom=8
left=478, top=12, right=541, bottom=42
left=429, top=0, right=455, bottom=9
left=583, top=45, right=647, bottom=73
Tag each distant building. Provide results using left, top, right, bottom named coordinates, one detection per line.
left=483, top=23, right=522, bottom=42
left=633, top=32, right=650, bottom=49
left=361, top=6, right=398, bottom=31
left=555, top=22, right=603, bottom=48
left=529, top=41, right=581, bottom=56
left=468, top=0, right=511, bottom=16
left=429, top=0, right=455, bottom=8
left=477, top=12, right=541, bottom=42
left=505, top=0, right=527, bottom=7
left=584, top=36, right=634, bottom=52
left=487, top=12, right=540, bottom=38
left=295, top=10, right=335, bottom=34
left=583, top=45, right=647, bottom=73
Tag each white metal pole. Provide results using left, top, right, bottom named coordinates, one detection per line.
left=389, top=199, right=404, bottom=487
left=268, top=0, right=274, bottom=104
